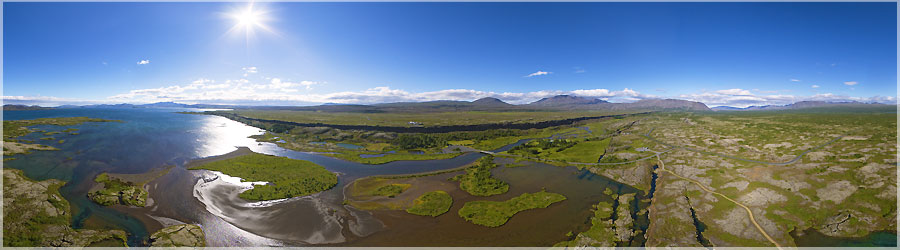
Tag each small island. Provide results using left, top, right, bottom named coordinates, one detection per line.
left=406, top=191, right=453, bottom=217
left=189, top=149, right=338, bottom=201
left=88, top=173, right=149, bottom=207
left=87, top=166, right=173, bottom=207
left=450, top=155, right=509, bottom=196
left=458, top=190, right=566, bottom=227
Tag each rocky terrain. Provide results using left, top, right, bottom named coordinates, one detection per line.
left=3, top=169, right=127, bottom=247
left=148, top=224, right=205, bottom=247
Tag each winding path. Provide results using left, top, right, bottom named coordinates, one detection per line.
left=655, top=155, right=783, bottom=249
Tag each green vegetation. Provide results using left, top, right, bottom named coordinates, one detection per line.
left=332, top=151, right=462, bottom=165
left=3, top=117, right=118, bottom=156
left=88, top=173, right=148, bottom=207
left=555, top=201, right=616, bottom=247
left=3, top=117, right=118, bottom=141
left=406, top=191, right=453, bottom=217
left=371, top=183, right=411, bottom=197
left=450, top=155, right=509, bottom=196
left=509, top=137, right=612, bottom=163
left=149, top=224, right=205, bottom=247
left=458, top=190, right=567, bottom=227
left=189, top=152, right=337, bottom=201
left=3, top=169, right=127, bottom=247
left=448, top=140, right=474, bottom=146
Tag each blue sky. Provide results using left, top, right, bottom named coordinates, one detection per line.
left=3, top=2, right=897, bottom=107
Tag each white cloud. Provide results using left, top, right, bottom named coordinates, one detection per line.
left=790, top=79, right=801, bottom=82
left=137, top=60, right=150, bottom=65
left=574, top=67, right=586, bottom=73
left=3, top=68, right=892, bottom=108
left=525, top=71, right=551, bottom=77
left=811, top=85, right=820, bottom=88
left=714, top=88, right=753, bottom=96
left=242, top=66, right=258, bottom=77
left=8, top=86, right=897, bottom=108
left=844, top=81, right=858, bottom=86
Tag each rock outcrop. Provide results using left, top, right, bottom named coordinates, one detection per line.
left=149, top=224, right=205, bottom=247
left=3, top=169, right=126, bottom=247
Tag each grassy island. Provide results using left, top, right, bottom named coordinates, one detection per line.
left=189, top=152, right=337, bottom=201
left=450, top=155, right=509, bottom=196
left=88, top=173, right=149, bottom=207
left=406, top=191, right=453, bottom=216
left=458, top=190, right=566, bottom=227
left=87, top=166, right=173, bottom=207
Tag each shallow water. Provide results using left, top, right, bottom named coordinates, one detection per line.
left=791, top=228, right=897, bottom=247
left=342, top=161, right=646, bottom=246
left=336, top=143, right=364, bottom=150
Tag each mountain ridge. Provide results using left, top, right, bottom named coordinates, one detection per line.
left=16, top=96, right=894, bottom=113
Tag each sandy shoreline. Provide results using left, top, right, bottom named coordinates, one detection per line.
left=186, top=147, right=361, bottom=245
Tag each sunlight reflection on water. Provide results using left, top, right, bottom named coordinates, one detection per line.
left=196, top=116, right=265, bottom=158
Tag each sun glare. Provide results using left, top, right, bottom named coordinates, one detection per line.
left=225, top=2, right=275, bottom=40
left=235, top=8, right=260, bottom=27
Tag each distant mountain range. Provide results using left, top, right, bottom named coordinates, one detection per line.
left=525, top=95, right=709, bottom=111
left=3, top=104, right=55, bottom=111
left=710, top=101, right=894, bottom=111
left=9, top=97, right=894, bottom=113
left=57, top=102, right=234, bottom=110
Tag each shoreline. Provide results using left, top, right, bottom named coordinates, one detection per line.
left=185, top=147, right=351, bottom=245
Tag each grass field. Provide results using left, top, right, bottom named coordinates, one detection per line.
left=509, top=137, right=612, bottom=163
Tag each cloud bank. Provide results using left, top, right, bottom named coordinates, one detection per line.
left=3, top=69, right=894, bottom=108
left=6, top=84, right=895, bottom=108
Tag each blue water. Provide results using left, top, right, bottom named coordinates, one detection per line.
left=336, top=143, right=364, bottom=150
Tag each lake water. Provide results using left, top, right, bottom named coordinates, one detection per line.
left=3, top=108, right=264, bottom=246
left=3, top=108, right=896, bottom=247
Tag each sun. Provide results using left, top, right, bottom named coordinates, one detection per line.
left=225, top=2, right=275, bottom=40
left=234, top=7, right=261, bottom=28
